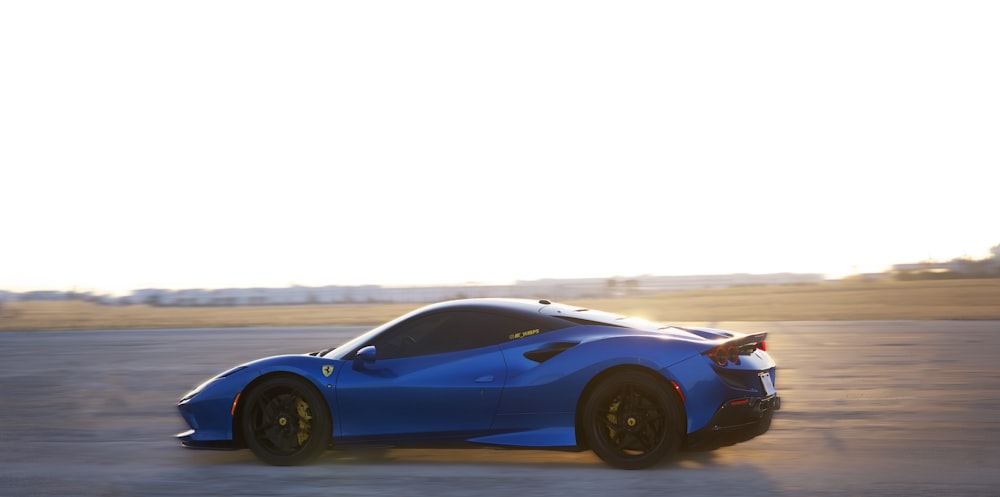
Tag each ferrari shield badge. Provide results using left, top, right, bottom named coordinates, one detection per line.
left=322, top=365, right=334, bottom=377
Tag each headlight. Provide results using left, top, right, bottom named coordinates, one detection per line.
left=179, top=365, right=248, bottom=402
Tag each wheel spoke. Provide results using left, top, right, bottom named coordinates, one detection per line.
left=638, top=424, right=658, bottom=451
left=620, top=385, right=634, bottom=411
left=638, top=412, right=663, bottom=450
left=257, top=397, right=276, bottom=420
left=277, top=393, right=297, bottom=411
left=616, top=432, right=631, bottom=450
left=262, top=425, right=285, bottom=449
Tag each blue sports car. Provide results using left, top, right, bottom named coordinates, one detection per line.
left=177, top=298, right=779, bottom=469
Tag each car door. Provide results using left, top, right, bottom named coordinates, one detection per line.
left=334, top=310, right=514, bottom=440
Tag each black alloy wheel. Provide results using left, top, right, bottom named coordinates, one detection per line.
left=583, top=371, right=683, bottom=469
left=241, top=376, right=331, bottom=466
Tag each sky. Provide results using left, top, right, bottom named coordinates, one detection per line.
left=1, top=1, right=998, bottom=296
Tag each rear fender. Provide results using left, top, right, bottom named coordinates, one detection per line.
left=573, top=364, right=687, bottom=449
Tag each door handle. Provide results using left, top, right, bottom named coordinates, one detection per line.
left=474, top=375, right=495, bottom=383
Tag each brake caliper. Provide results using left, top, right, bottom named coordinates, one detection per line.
left=606, top=399, right=621, bottom=438
left=296, top=399, right=313, bottom=446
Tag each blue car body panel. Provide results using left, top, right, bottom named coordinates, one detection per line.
left=335, top=346, right=506, bottom=439
left=177, top=298, right=779, bottom=454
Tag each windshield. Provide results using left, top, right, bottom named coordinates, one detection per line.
left=323, top=306, right=425, bottom=360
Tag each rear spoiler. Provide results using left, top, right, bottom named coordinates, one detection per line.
left=729, top=332, right=767, bottom=351
left=702, top=332, right=768, bottom=366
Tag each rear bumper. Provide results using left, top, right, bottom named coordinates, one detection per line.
left=686, top=394, right=780, bottom=450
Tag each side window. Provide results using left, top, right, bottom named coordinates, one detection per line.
left=370, top=311, right=548, bottom=359
left=372, top=313, right=453, bottom=359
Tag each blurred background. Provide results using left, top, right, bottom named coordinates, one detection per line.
left=2, top=2, right=998, bottom=311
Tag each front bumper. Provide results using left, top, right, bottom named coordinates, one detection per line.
left=176, top=428, right=236, bottom=450
left=176, top=397, right=239, bottom=450
left=686, top=394, right=780, bottom=450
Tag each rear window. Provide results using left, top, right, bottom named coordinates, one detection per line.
left=554, top=316, right=628, bottom=328
left=549, top=307, right=665, bottom=331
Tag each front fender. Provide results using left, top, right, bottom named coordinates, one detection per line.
left=178, top=354, right=342, bottom=447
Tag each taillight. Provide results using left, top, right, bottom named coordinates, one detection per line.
left=709, top=348, right=724, bottom=366
left=727, top=345, right=740, bottom=365
left=706, top=334, right=767, bottom=367
left=709, top=346, right=733, bottom=366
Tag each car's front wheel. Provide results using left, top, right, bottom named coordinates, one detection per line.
left=241, top=376, right=331, bottom=465
left=583, top=370, right=684, bottom=469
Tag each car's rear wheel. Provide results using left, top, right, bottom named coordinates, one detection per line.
left=583, top=371, right=683, bottom=469
left=241, top=376, right=331, bottom=466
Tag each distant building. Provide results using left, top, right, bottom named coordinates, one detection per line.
left=17, top=291, right=72, bottom=301
left=892, top=243, right=1000, bottom=278
left=119, top=272, right=826, bottom=307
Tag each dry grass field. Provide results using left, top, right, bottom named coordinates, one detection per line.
left=2, top=278, right=999, bottom=331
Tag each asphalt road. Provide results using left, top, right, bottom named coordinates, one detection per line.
left=1, top=321, right=998, bottom=497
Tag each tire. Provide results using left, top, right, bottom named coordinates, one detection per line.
left=583, top=370, right=684, bottom=469
left=241, top=376, right=331, bottom=466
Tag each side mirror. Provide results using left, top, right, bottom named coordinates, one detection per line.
left=352, top=345, right=376, bottom=371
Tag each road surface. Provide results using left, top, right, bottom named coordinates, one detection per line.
left=1, top=321, right=998, bottom=496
